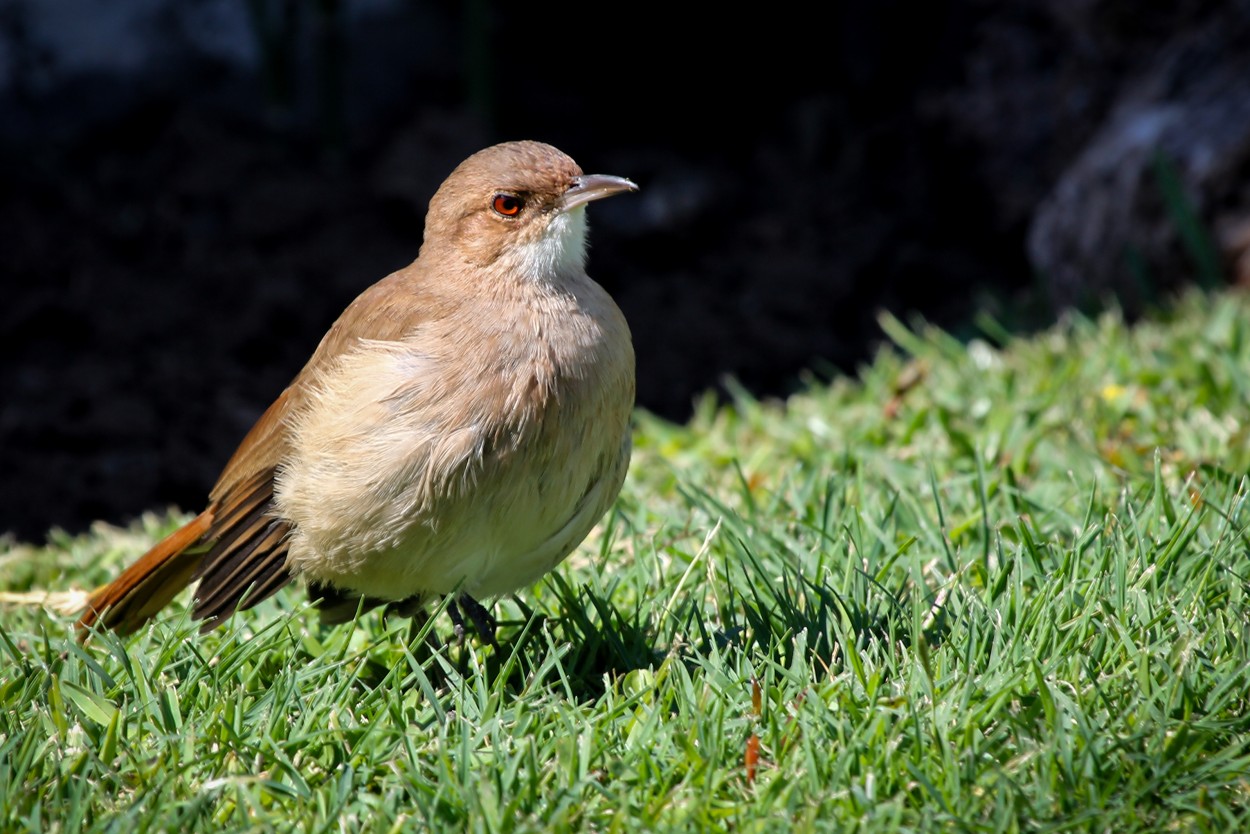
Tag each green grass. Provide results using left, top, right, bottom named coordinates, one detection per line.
left=4, top=289, right=1250, bottom=832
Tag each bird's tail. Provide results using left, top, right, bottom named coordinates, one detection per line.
left=76, top=511, right=214, bottom=638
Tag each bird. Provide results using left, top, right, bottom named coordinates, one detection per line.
left=76, top=140, right=637, bottom=641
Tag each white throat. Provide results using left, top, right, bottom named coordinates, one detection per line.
left=513, top=206, right=589, bottom=283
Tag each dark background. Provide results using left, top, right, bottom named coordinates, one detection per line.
left=3, top=0, right=1249, bottom=540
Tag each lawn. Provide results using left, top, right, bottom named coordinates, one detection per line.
left=3, top=290, right=1250, bottom=832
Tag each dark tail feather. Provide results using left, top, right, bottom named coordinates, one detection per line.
left=77, top=511, right=214, bottom=638
left=77, top=467, right=295, bottom=637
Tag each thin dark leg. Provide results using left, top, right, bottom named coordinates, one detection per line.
left=458, top=595, right=500, bottom=650
left=446, top=599, right=469, bottom=645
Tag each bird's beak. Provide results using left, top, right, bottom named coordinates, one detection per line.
left=561, top=174, right=639, bottom=212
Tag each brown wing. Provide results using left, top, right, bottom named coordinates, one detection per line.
left=79, top=266, right=440, bottom=636
left=77, top=394, right=298, bottom=636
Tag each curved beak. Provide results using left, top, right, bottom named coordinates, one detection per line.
left=561, top=174, right=639, bottom=212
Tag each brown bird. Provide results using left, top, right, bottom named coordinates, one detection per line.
left=77, top=140, right=637, bottom=639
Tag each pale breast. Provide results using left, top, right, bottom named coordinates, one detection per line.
left=275, top=279, right=634, bottom=601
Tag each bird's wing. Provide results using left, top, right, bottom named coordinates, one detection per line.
left=81, top=266, right=441, bottom=634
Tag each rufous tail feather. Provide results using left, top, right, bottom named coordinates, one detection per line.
left=76, top=511, right=214, bottom=639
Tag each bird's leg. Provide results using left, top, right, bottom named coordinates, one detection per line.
left=459, top=595, right=500, bottom=649
left=446, top=599, right=469, bottom=646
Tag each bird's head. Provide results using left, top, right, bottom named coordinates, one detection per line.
left=422, top=141, right=637, bottom=283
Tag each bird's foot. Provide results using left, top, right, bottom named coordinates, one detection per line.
left=448, top=595, right=499, bottom=650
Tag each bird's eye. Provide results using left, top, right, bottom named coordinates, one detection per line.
left=491, top=193, right=524, bottom=217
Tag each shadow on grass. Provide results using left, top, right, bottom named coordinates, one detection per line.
left=473, top=548, right=938, bottom=703
left=328, top=537, right=944, bottom=705
left=517, top=575, right=664, bottom=700
left=334, top=583, right=661, bottom=703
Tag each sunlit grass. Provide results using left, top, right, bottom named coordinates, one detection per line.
left=3, top=289, right=1250, bottom=832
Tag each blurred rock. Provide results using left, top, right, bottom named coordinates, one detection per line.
left=1028, top=7, right=1250, bottom=306
left=929, top=0, right=1250, bottom=307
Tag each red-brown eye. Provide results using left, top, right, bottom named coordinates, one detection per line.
left=492, top=193, right=523, bottom=216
